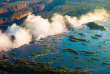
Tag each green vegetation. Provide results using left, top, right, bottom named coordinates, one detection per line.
left=88, top=59, right=93, bottom=62
left=97, top=59, right=101, bottom=61
left=57, top=54, right=62, bottom=57
left=83, top=53, right=91, bottom=56
left=57, top=66, right=66, bottom=69
left=96, top=51, right=101, bottom=53
left=104, top=56, right=108, bottom=59
left=38, top=52, right=44, bottom=54
left=0, top=71, right=7, bottom=74
left=12, top=52, right=16, bottom=55
left=63, top=48, right=78, bottom=54
left=75, top=66, right=83, bottom=69
left=85, top=22, right=106, bottom=31
left=75, top=56, right=79, bottom=58
left=53, top=57, right=56, bottom=60
left=71, top=58, right=75, bottom=61
left=98, top=45, right=101, bottom=47
left=81, top=43, right=88, bottom=45
left=69, top=35, right=90, bottom=42
left=91, top=57, right=101, bottom=61
left=85, top=51, right=94, bottom=54
left=95, top=34, right=102, bottom=37
left=91, top=57, right=96, bottom=60
left=0, top=56, right=91, bottom=74
left=60, top=59, right=65, bottom=61
left=78, top=39, right=90, bottom=42
left=68, top=35, right=79, bottom=42
left=32, top=53, right=36, bottom=56
left=79, top=50, right=94, bottom=54
left=102, top=62, right=110, bottom=65
left=79, top=33, right=85, bottom=36
left=79, top=50, right=94, bottom=56
left=46, top=56, right=49, bottom=59
left=91, top=36, right=98, bottom=39
left=2, top=54, right=10, bottom=59
left=44, top=44, right=47, bottom=46
left=79, top=50, right=84, bottom=52
left=38, top=0, right=110, bottom=19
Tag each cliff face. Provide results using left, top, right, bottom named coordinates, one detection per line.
left=0, top=4, right=29, bottom=14
left=10, top=7, right=33, bottom=21
left=45, top=0, right=53, bottom=4
left=0, top=18, right=9, bottom=24
left=32, top=4, right=45, bottom=13
left=0, top=0, right=53, bottom=25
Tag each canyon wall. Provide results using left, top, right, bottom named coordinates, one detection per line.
left=0, top=0, right=53, bottom=25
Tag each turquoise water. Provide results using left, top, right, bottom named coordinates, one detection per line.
left=7, top=18, right=110, bottom=74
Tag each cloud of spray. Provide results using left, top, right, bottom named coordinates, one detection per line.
left=0, top=8, right=109, bottom=51
left=0, top=24, right=32, bottom=51
left=0, top=31, right=12, bottom=51
left=7, top=24, right=32, bottom=48
left=65, top=9, right=109, bottom=28
left=24, top=13, right=67, bottom=40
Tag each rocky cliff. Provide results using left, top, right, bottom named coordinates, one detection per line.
left=0, top=0, right=53, bottom=25
left=0, top=3, right=29, bottom=14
